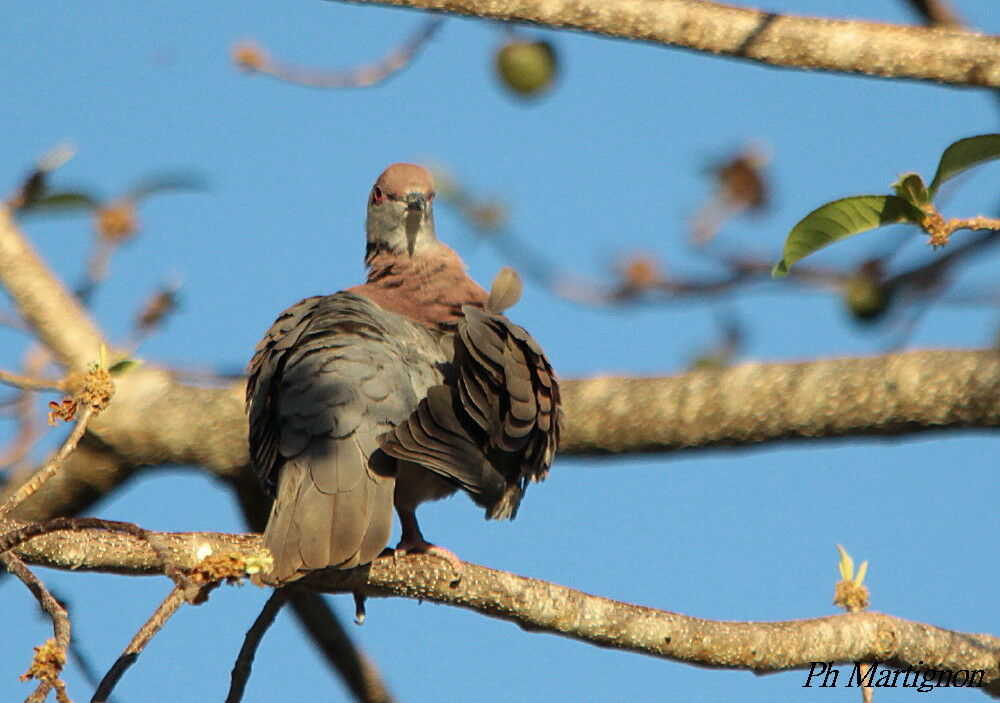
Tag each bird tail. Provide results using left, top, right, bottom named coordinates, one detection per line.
left=260, top=459, right=394, bottom=584
left=486, top=481, right=523, bottom=520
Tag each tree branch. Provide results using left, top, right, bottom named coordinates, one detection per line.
left=337, top=0, right=1000, bottom=88
left=901, top=0, right=962, bottom=28
left=0, top=208, right=105, bottom=371
left=8, top=520, right=999, bottom=695
left=0, top=439, right=136, bottom=522
left=233, top=18, right=443, bottom=89
left=92, top=586, right=186, bottom=703
left=0, top=369, right=65, bottom=393
left=0, top=407, right=97, bottom=517
left=4, top=348, right=998, bottom=522
left=558, top=348, right=1000, bottom=454
left=2, top=553, right=71, bottom=703
left=231, top=475, right=395, bottom=703
left=285, top=592, right=394, bottom=703
left=226, top=588, right=290, bottom=703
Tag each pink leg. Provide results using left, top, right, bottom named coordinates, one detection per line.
left=395, top=509, right=463, bottom=583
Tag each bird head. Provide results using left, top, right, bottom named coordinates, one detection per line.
left=365, top=163, right=437, bottom=258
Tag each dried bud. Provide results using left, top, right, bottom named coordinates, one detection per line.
left=232, top=42, right=267, bottom=72
left=833, top=579, right=870, bottom=612
left=19, top=638, right=65, bottom=683
left=94, top=201, right=137, bottom=242
left=47, top=399, right=78, bottom=425
left=190, top=552, right=252, bottom=585
left=619, top=255, right=661, bottom=294
left=9, top=170, right=47, bottom=211
left=467, top=202, right=507, bottom=232
left=138, top=288, right=178, bottom=331
left=716, top=152, right=768, bottom=212
left=921, top=210, right=950, bottom=248
left=77, top=365, right=114, bottom=413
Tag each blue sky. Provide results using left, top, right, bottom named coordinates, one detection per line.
left=1, top=2, right=998, bottom=701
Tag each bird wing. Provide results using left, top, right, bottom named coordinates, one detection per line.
left=246, top=292, right=442, bottom=581
left=379, top=305, right=561, bottom=519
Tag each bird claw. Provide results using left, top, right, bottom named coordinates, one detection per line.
left=394, top=539, right=463, bottom=584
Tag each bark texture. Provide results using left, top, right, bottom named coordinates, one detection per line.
left=340, top=0, right=1000, bottom=88
left=8, top=519, right=999, bottom=696
left=6, top=350, right=999, bottom=519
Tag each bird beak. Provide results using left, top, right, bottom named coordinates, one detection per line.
left=405, top=192, right=427, bottom=212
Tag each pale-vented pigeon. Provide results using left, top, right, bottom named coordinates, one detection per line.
left=246, top=163, right=561, bottom=583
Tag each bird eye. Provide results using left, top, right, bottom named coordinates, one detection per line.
left=427, top=191, right=435, bottom=201
left=372, top=186, right=386, bottom=204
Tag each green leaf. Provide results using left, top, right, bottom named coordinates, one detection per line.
left=891, top=172, right=929, bottom=208
left=23, top=191, right=98, bottom=213
left=109, top=358, right=142, bottom=375
left=854, top=560, right=868, bottom=586
left=772, top=196, right=923, bottom=277
left=836, top=544, right=853, bottom=582
left=927, top=134, right=1000, bottom=199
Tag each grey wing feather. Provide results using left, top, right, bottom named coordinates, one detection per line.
left=246, top=292, right=440, bottom=582
left=379, top=305, right=562, bottom=520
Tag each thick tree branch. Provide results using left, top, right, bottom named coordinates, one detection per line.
left=0, top=209, right=105, bottom=371
left=339, top=0, right=1000, bottom=88
left=8, top=520, right=999, bottom=695
left=5, top=349, right=999, bottom=521
left=4, top=185, right=999, bottom=522
left=558, top=349, right=1000, bottom=454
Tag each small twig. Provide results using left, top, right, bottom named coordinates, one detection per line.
left=91, top=586, right=186, bottom=703
left=44, top=589, right=112, bottom=699
left=0, top=369, right=66, bottom=393
left=233, top=18, right=442, bottom=89
left=0, top=406, right=95, bottom=517
left=0, top=389, right=39, bottom=470
left=76, top=238, right=116, bottom=307
left=922, top=211, right=1000, bottom=248
left=287, top=591, right=394, bottom=703
left=901, top=0, right=962, bottom=28
left=231, top=474, right=393, bottom=703
left=226, top=587, right=291, bottom=703
left=0, top=346, right=52, bottom=471
left=2, top=552, right=71, bottom=703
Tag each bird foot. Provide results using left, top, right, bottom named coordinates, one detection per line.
left=394, top=539, right=463, bottom=584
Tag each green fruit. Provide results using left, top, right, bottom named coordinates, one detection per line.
left=844, top=276, right=889, bottom=322
left=495, top=40, right=556, bottom=97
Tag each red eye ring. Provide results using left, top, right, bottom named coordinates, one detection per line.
left=372, top=186, right=386, bottom=204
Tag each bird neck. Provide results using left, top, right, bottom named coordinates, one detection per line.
left=350, top=243, right=488, bottom=331
left=365, top=209, right=437, bottom=259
